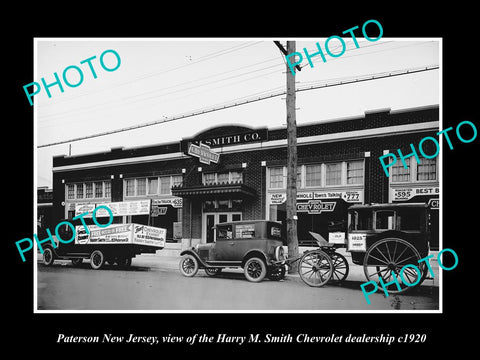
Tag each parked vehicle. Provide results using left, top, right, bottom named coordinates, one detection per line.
left=42, top=221, right=166, bottom=270
left=179, top=220, right=287, bottom=282
left=347, top=203, right=431, bottom=293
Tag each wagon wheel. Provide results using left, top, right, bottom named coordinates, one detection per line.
left=298, top=250, right=333, bottom=287
left=363, top=238, right=423, bottom=294
left=330, top=252, right=349, bottom=282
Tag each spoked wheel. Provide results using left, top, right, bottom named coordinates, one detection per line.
left=330, top=252, right=349, bottom=282
left=244, top=257, right=267, bottom=282
left=298, top=250, right=333, bottom=287
left=43, top=247, right=55, bottom=266
left=179, top=254, right=199, bottom=277
left=90, top=250, right=105, bottom=270
left=363, top=238, right=423, bottom=294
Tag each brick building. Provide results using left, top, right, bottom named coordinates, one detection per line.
left=51, top=104, right=440, bottom=251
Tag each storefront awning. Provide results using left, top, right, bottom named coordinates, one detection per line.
left=171, top=182, right=256, bottom=199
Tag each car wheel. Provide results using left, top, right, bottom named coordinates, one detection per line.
left=90, top=250, right=105, bottom=270
left=205, top=267, right=222, bottom=276
left=71, top=258, right=83, bottom=266
left=244, top=257, right=267, bottom=282
left=43, top=247, right=55, bottom=266
left=179, top=254, right=199, bottom=277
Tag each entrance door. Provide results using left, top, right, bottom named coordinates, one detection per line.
left=203, top=212, right=242, bottom=243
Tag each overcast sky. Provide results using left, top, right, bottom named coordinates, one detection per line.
left=35, top=38, right=440, bottom=187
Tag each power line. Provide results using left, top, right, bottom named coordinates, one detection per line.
left=37, top=65, right=439, bottom=148
left=39, top=41, right=434, bottom=124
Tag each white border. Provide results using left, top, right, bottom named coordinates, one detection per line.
left=34, top=37, right=442, bottom=314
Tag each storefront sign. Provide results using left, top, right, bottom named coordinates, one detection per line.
left=296, top=200, right=336, bottom=214
left=188, top=142, right=220, bottom=165
left=391, top=186, right=439, bottom=201
left=152, top=197, right=183, bottom=208
left=151, top=206, right=168, bottom=217
left=428, top=198, right=439, bottom=209
left=199, top=128, right=267, bottom=148
left=77, top=200, right=151, bottom=217
left=268, top=190, right=363, bottom=204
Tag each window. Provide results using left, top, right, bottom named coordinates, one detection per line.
left=147, top=177, right=158, bottom=195
left=67, top=184, right=75, bottom=200
left=376, top=210, right=395, bottom=230
left=217, top=199, right=229, bottom=210
left=126, top=179, right=135, bottom=196
left=104, top=182, right=111, bottom=198
left=136, top=178, right=146, bottom=196
left=350, top=209, right=372, bottom=231
left=347, top=160, right=364, bottom=184
left=230, top=171, right=243, bottom=183
left=235, top=224, right=255, bottom=239
left=417, top=158, right=436, bottom=181
left=391, top=158, right=410, bottom=182
left=172, top=175, right=183, bottom=187
left=217, top=225, right=233, bottom=240
left=269, top=167, right=284, bottom=189
left=159, top=176, right=171, bottom=194
left=76, top=184, right=84, bottom=198
left=217, top=173, right=229, bottom=184
left=204, top=173, right=216, bottom=185
left=85, top=182, right=93, bottom=198
left=305, top=164, right=322, bottom=187
left=94, top=182, right=103, bottom=198
left=326, top=163, right=342, bottom=186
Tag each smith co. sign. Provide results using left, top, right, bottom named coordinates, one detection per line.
left=201, top=129, right=267, bottom=147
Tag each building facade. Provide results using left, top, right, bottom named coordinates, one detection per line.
left=51, top=105, right=440, bottom=250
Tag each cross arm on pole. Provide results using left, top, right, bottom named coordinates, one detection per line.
left=274, top=41, right=302, bottom=72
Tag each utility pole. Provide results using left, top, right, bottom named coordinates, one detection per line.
left=275, top=40, right=300, bottom=271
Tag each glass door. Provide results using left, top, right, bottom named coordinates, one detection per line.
left=203, top=212, right=242, bottom=243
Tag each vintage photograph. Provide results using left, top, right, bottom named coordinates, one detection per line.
left=34, top=36, right=441, bottom=312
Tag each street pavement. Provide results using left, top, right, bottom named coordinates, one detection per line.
left=36, top=249, right=440, bottom=311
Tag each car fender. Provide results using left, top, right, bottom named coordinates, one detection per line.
left=180, top=249, right=208, bottom=268
left=241, top=249, right=269, bottom=267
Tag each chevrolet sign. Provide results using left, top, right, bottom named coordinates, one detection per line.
left=188, top=142, right=220, bottom=165
left=296, top=200, right=336, bottom=214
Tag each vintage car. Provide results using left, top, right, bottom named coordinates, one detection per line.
left=179, top=220, right=287, bottom=282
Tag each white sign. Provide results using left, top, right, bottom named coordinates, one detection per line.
left=329, top=232, right=346, bottom=244
left=268, top=190, right=363, bottom=204
left=95, top=200, right=151, bottom=217
left=75, top=223, right=165, bottom=248
left=391, top=186, right=439, bottom=201
left=188, top=142, right=220, bottom=165
left=152, top=197, right=183, bottom=208
left=348, top=233, right=366, bottom=252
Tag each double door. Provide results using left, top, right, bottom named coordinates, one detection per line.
left=204, top=212, right=241, bottom=243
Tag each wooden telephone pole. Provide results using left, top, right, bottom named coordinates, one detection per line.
left=275, top=41, right=300, bottom=270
